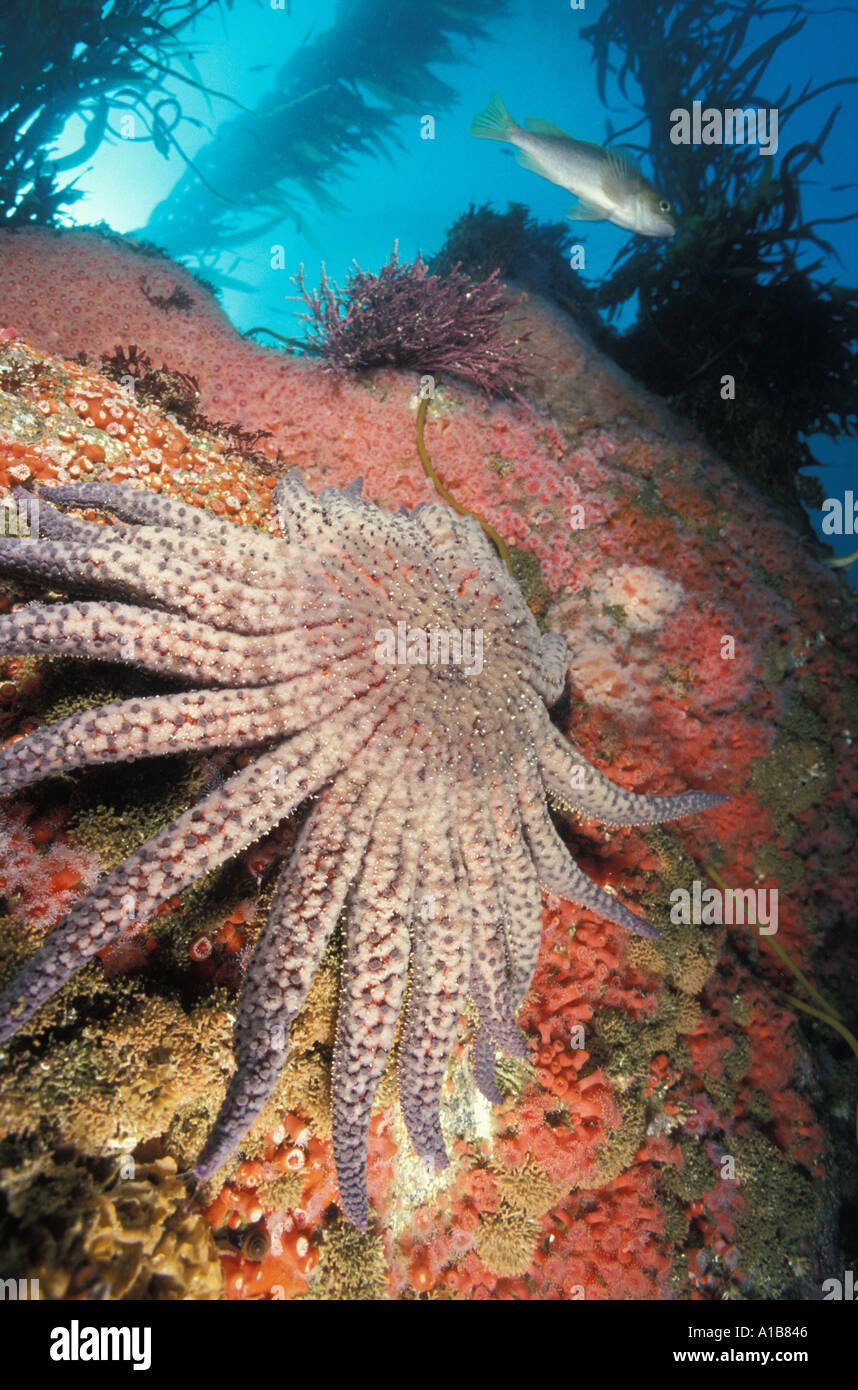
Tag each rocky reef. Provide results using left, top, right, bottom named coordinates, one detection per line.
left=0, top=227, right=855, bottom=1299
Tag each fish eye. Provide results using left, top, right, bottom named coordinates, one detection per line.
left=659, top=199, right=672, bottom=214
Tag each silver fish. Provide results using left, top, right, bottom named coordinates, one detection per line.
left=471, top=92, right=676, bottom=239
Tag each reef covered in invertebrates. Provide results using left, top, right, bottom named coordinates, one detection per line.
left=0, top=230, right=855, bottom=1299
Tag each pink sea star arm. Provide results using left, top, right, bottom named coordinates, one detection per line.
left=456, top=773, right=528, bottom=1057
left=537, top=633, right=569, bottom=706
left=0, top=599, right=268, bottom=683
left=0, top=537, right=328, bottom=636
left=0, top=659, right=385, bottom=793
left=483, top=755, right=545, bottom=1003
left=0, top=600, right=355, bottom=686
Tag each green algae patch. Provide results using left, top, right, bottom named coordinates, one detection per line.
left=68, top=755, right=204, bottom=869
left=591, top=1006, right=643, bottom=1078
left=508, top=545, right=552, bottom=626
left=0, top=1144, right=222, bottom=1299
left=0, top=980, right=232, bottom=1156
left=752, top=841, right=804, bottom=892
left=602, top=601, right=627, bottom=629
left=494, top=1052, right=535, bottom=1105
left=729, top=1130, right=818, bottom=1297
left=39, top=660, right=170, bottom=727
left=749, top=694, right=834, bottom=840
left=633, top=475, right=670, bottom=519
left=310, top=1221, right=388, bottom=1300
left=592, top=1083, right=647, bottom=1186
left=490, top=1156, right=564, bottom=1218
left=660, top=1136, right=717, bottom=1205
left=0, top=911, right=45, bottom=989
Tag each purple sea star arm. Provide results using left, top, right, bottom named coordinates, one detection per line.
left=27, top=491, right=288, bottom=593
left=472, top=1024, right=506, bottom=1105
left=332, top=761, right=419, bottom=1226
left=538, top=633, right=569, bottom=707
left=277, top=476, right=538, bottom=677
left=531, top=708, right=729, bottom=826
left=0, top=687, right=394, bottom=1042
left=275, top=469, right=342, bottom=545
left=39, top=482, right=290, bottom=573
left=15, top=489, right=84, bottom=542
left=398, top=773, right=471, bottom=1170
left=278, top=483, right=541, bottom=714
left=514, top=747, right=661, bottom=939
left=193, top=728, right=412, bottom=1189
left=483, top=755, right=545, bottom=1003
left=456, top=772, right=527, bottom=1057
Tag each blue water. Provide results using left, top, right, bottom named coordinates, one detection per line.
left=53, top=0, right=858, bottom=565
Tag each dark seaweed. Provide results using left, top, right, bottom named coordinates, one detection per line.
left=581, top=0, right=858, bottom=518
left=429, top=202, right=610, bottom=351
left=0, top=0, right=224, bottom=227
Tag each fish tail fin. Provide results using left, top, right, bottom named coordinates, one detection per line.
left=470, top=91, right=515, bottom=142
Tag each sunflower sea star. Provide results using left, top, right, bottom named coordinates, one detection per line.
left=0, top=478, right=725, bottom=1226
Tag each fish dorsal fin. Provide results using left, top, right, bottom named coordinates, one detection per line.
left=523, top=115, right=572, bottom=140
left=602, top=147, right=644, bottom=199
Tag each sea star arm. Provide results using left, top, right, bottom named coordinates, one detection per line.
left=0, top=600, right=277, bottom=684
left=0, top=748, right=322, bottom=1040
left=515, top=748, right=660, bottom=938
left=33, top=488, right=299, bottom=591
left=0, top=600, right=359, bottom=687
left=0, top=660, right=384, bottom=792
left=332, top=765, right=419, bottom=1226
left=398, top=775, right=471, bottom=1170
left=279, top=474, right=448, bottom=621
left=483, top=755, right=545, bottom=1003
left=194, top=738, right=411, bottom=1189
left=531, top=708, right=729, bottom=826
left=40, top=482, right=289, bottom=574
left=0, top=538, right=329, bottom=636
left=472, top=1024, right=507, bottom=1105
left=538, top=633, right=569, bottom=706
left=0, top=689, right=393, bottom=1041
left=456, top=774, right=528, bottom=1057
